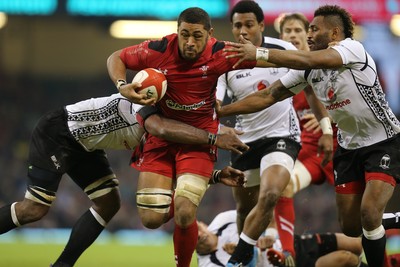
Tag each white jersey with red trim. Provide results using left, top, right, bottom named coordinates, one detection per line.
left=217, top=36, right=300, bottom=144
left=281, top=38, right=400, bottom=149
left=65, top=93, right=144, bottom=151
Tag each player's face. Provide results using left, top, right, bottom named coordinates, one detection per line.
left=195, top=221, right=214, bottom=254
left=231, top=12, right=264, bottom=47
left=178, top=22, right=212, bottom=61
left=280, top=19, right=309, bottom=51
left=307, top=16, right=332, bottom=51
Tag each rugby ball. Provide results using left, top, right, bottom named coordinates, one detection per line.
left=132, top=68, right=167, bottom=102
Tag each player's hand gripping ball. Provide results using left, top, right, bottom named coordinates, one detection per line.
left=132, top=68, right=167, bottom=102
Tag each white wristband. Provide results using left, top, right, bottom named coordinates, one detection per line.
left=116, top=79, right=127, bottom=91
left=319, top=117, right=333, bottom=135
left=256, top=48, right=269, bottom=61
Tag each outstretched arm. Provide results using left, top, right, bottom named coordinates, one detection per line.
left=225, top=35, right=343, bottom=70
left=217, top=80, right=294, bottom=118
left=144, top=113, right=249, bottom=154
left=209, top=166, right=247, bottom=187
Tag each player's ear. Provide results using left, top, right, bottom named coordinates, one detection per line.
left=259, top=21, right=265, bottom=33
left=209, top=27, right=214, bottom=37
left=331, top=26, right=340, bottom=40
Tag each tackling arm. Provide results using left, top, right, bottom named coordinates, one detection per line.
left=144, top=113, right=249, bottom=154
left=217, top=80, right=294, bottom=117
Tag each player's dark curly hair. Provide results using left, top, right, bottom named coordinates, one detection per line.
left=314, top=5, right=354, bottom=38
left=178, top=7, right=212, bottom=31
left=230, top=0, right=264, bottom=23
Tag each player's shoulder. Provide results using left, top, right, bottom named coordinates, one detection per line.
left=147, top=33, right=177, bottom=53
left=263, top=36, right=297, bottom=51
left=211, top=210, right=237, bottom=225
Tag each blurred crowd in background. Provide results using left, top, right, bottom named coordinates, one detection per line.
left=1, top=0, right=400, bottom=238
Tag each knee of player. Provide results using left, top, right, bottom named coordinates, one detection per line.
left=316, top=251, right=360, bottom=267
left=174, top=202, right=197, bottom=227
left=136, top=187, right=173, bottom=229
left=140, top=212, right=166, bottom=229
left=258, top=189, right=281, bottom=209
left=91, top=188, right=121, bottom=218
left=360, top=207, right=382, bottom=229
left=17, top=199, right=50, bottom=224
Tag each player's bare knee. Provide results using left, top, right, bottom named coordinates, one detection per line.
left=360, top=207, right=381, bottom=230
left=21, top=185, right=56, bottom=223
left=91, top=188, right=121, bottom=220
left=139, top=209, right=166, bottom=229
left=316, top=251, right=360, bottom=267
left=258, top=190, right=280, bottom=211
left=174, top=199, right=197, bottom=227
left=17, top=199, right=49, bottom=223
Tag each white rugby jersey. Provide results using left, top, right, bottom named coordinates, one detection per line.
left=197, top=209, right=282, bottom=267
left=197, top=210, right=239, bottom=267
left=217, top=36, right=301, bottom=144
left=280, top=38, right=400, bottom=149
left=65, top=93, right=144, bottom=151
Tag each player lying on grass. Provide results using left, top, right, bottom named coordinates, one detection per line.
left=0, top=92, right=249, bottom=267
left=197, top=209, right=400, bottom=267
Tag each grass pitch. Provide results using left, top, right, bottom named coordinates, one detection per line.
left=0, top=240, right=198, bottom=267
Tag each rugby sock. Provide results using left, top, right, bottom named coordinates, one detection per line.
left=173, top=220, right=198, bottom=267
left=274, top=197, right=296, bottom=258
left=0, top=204, right=19, bottom=234
left=227, top=233, right=256, bottom=265
left=53, top=209, right=104, bottom=266
left=362, top=226, right=388, bottom=267
left=382, top=212, right=400, bottom=229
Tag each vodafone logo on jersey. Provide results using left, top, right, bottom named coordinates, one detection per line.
left=325, top=99, right=351, bottom=110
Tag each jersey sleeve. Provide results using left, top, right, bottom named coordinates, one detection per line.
left=135, top=105, right=160, bottom=128
left=216, top=74, right=228, bottom=101
left=119, top=41, right=152, bottom=71
left=280, top=69, right=308, bottom=94
left=331, top=39, right=366, bottom=66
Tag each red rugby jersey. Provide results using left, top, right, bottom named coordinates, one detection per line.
left=120, top=34, right=256, bottom=132
left=293, top=90, right=338, bottom=146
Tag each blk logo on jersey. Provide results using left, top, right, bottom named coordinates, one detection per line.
left=311, top=77, right=324, bottom=83
left=51, top=155, right=61, bottom=169
left=236, top=72, right=251, bottom=79
left=379, top=154, right=391, bottom=170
